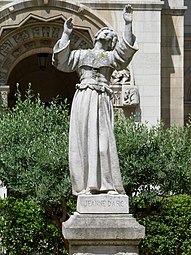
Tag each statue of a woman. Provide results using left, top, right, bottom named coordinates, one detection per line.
left=52, top=5, right=138, bottom=196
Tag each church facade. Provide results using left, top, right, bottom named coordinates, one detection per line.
left=0, top=0, right=190, bottom=127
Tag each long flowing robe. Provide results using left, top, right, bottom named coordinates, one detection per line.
left=52, top=35, right=138, bottom=195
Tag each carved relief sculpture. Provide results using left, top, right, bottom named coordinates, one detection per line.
left=52, top=5, right=138, bottom=196
left=123, top=86, right=139, bottom=106
left=111, top=68, right=140, bottom=107
left=111, top=69, right=131, bottom=85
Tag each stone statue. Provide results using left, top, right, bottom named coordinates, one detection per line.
left=111, top=69, right=131, bottom=85
left=52, top=5, right=138, bottom=196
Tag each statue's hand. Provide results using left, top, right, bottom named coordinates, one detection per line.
left=64, top=17, right=73, bottom=36
left=123, top=5, right=133, bottom=24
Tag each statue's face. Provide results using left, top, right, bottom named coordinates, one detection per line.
left=95, top=29, right=115, bottom=50
left=96, top=29, right=114, bottom=41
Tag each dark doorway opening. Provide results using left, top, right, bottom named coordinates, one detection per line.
left=8, top=54, right=78, bottom=107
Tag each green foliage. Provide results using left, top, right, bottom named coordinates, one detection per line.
left=115, top=114, right=191, bottom=197
left=0, top=88, right=71, bottom=206
left=115, top=114, right=191, bottom=254
left=0, top=197, right=66, bottom=255
left=0, top=93, right=191, bottom=254
left=138, top=195, right=191, bottom=255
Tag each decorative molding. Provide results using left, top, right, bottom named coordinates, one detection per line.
left=111, top=69, right=130, bottom=86
left=0, top=0, right=109, bottom=31
left=110, top=68, right=139, bottom=108
left=81, top=1, right=165, bottom=11
left=162, top=7, right=187, bottom=16
left=8, top=6, right=14, bottom=12
left=123, top=85, right=139, bottom=107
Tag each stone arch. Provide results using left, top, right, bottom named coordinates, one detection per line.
left=0, top=17, right=94, bottom=84
left=0, top=0, right=111, bottom=86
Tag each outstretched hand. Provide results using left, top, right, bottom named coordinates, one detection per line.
left=123, top=5, right=133, bottom=24
left=64, top=17, right=73, bottom=36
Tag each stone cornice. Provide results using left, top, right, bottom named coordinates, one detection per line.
left=162, top=7, right=187, bottom=16
left=81, top=1, right=165, bottom=11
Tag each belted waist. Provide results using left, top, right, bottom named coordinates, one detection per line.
left=76, top=83, right=113, bottom=96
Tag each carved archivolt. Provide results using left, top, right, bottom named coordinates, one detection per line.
left=0, top=0, right=112, bottom=85
left=0, top=0, right=138, bottom=109
left=0, top=18, right=93, bottom=84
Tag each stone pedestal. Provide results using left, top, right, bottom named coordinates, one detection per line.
left=63, top=195, right=145, bottom=255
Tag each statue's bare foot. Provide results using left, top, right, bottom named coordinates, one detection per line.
left=85, top=190, right=100, bottom=195
left=85, top=191, right=92, bottom=195
left=107, top=190, right=118, bottom=195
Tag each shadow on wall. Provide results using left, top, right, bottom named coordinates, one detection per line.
left=184, top=66, right=191, bottom=122
left=161, top=0, right=181, bottom=127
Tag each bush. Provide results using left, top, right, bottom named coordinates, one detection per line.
left=138, top=195, right=191, bottom=255
left=0, top=197, right=66, bottom=255
left=0, top=94, right=191, bottom=254
left=115, top=114, right=191, bottom=254
left=0, top=88, right=71, bottom=206
left=115, top=114, right=191, bottom=197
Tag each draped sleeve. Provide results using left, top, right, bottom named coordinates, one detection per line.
left=52, top=39, right=81, bottom=72
left=111, top=34, right=139, bottom=70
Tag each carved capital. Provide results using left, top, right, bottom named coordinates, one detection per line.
left=0, top=85, right=9, bottom=107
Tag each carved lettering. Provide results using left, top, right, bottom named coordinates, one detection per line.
left=81, top=198, right=125, bottom=208
left=2, top=58, right=12, bottom=69
left=13, top=31, right=30, bottom=43
left=40, top=39, right=51, bottom=46
left=0, top=41, right=13, bottom=55
left=42, top=26, right=50, bottom=37
left=12, top=47, right=24, bottom=58
left=24, top=41, right=36, bottom=49
left=0, top=72, right=7, bottom=83
left=32, top=27, right=41, bottom=37
left=52, top=27, right=61, bottom=38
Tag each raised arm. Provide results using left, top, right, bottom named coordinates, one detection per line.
left=111, top=5, right=138, bottom=70
left=59, top=17, right=73, bottom=48
left=123, top=5, right=134, bottom=46
left=52, top=17, right=80, bottom=72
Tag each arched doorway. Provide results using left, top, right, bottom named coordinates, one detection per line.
left=0, top=0, right=110, bottom=107
left=8, top=53, right=78, bottom=107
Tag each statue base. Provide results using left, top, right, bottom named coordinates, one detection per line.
left=77, top=194, right=129, bottom=214
left=63, top=195, right=145, bottom=255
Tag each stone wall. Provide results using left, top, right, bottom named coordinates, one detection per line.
left=184, top=0, right=191, bottom=123
left=161, top=0, right=186, bottom=126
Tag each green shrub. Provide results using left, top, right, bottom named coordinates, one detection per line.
left=0, top=93, right=191, bottom=254
left=0, top=88, right=71, bottom=206
left=115, top=114, right=191, bottom=197
left=0, top=197, right=66, bottom=255
left=138, top=195, right=191, bottom=255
